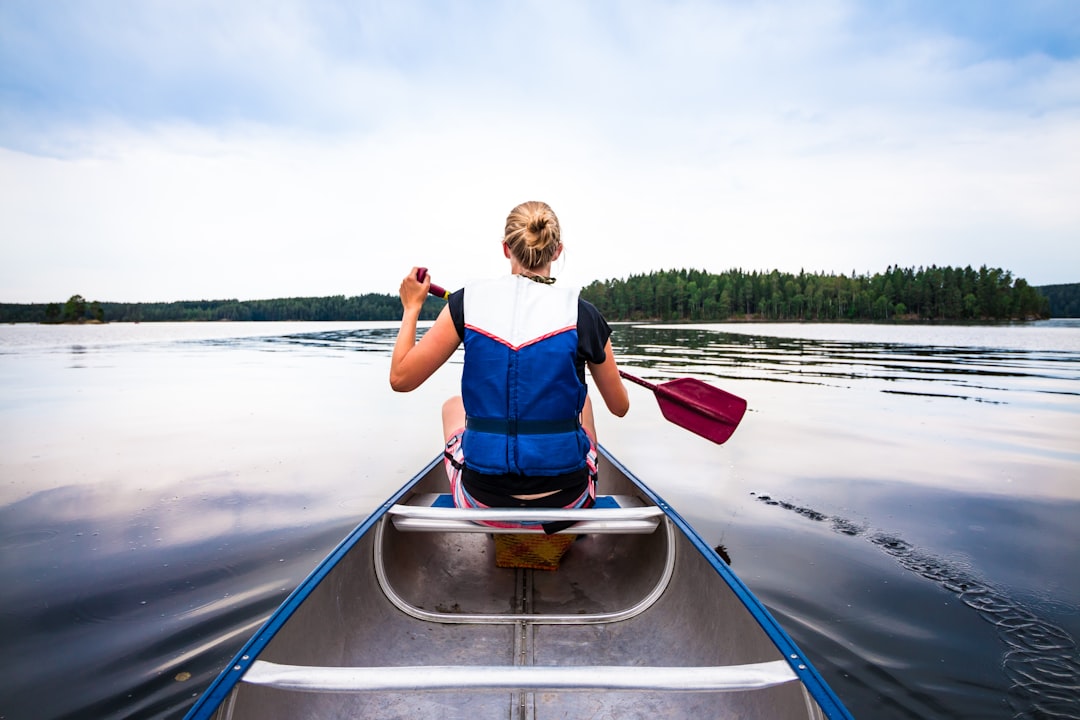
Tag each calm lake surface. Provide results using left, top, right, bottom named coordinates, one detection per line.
left=1, top=320, right=1078, bottom=719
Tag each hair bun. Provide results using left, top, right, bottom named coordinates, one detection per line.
left=504, top=201, right=562, bottom=270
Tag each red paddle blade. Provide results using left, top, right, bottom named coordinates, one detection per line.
left=653, top=377, right=748, bottom=445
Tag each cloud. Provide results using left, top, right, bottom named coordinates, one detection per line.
left=5, top=1, right=1072, bottom=139
left=1, top=0, right=1078, bottom=303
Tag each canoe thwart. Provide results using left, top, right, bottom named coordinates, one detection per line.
left=387, top=495, right=663, bottom=535
left=242, top=659, right=799, bottom=694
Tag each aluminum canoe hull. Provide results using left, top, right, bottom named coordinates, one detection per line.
left=184, top=446, right=852, bottom=720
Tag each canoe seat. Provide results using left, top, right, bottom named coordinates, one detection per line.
left=242, top=659, right=799, bottom=693
left=387, top=494, right=663, bottom=534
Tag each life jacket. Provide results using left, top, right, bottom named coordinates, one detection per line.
left=460, top=275, right=590, bottom=477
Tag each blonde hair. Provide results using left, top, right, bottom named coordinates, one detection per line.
left=504, top=201, right=561, bottom=271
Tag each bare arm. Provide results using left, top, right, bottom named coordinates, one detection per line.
left=389, top=269, right=461, bottom=392
left=587, top=338, right=629, bottom=417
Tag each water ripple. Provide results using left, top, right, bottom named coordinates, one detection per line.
left=756, top=495, right=1080, bottom=719
left=611, top=325, right=1080, bottom=407
left=188, top=326, right=401, bottom=354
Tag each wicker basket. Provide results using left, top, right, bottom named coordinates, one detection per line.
left=494, top=533, right=576, bottom=571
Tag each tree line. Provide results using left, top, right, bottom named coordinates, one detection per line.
left=0, top=294, right=444, bottom=324
left=2, top=266, right=1073, bottom=325
left=1035, top=283, right=1080, bottom=318
left=579, top=265, right=1053, bottom=322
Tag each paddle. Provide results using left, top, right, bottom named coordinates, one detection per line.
left=618, top=371, right=746, bottom=445
left=417, top=268, right=450, bottom=301
left=414, top=268, right=747, bottom=444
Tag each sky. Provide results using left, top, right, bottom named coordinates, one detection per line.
left=1, top=0, right=1078, bottom=303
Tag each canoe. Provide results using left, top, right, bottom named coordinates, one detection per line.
left=184, top=446, right=853, bottom=719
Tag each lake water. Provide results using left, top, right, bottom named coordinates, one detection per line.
left=1, top=320, right=1078, bottom=719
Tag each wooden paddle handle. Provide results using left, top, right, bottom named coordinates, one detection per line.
left=416, top=267, right=450, bottom=300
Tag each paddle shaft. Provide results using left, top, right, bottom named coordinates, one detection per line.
left=619, top=370, right=658, bottom=392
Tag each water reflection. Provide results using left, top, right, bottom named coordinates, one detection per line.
left=0, top=481, right=356, bottom=720
left=69, top=343, right=88, bottom=369
left=188, top=326, right=403, bottom=355
left=610, top=324, right=1080, bottom=405
left=2, top=321, right=1078, bottom=720
left=163, top=323, right=1080, bottom=410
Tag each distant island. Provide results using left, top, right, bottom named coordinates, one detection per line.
left=2, top=266, right=1076, bottom=324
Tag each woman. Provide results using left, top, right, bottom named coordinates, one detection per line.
left=390, top=201, right=629, bottom=525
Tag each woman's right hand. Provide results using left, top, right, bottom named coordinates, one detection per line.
left=399, top=267, right=430, bottom=313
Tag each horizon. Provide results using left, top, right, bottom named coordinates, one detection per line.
left=4, top=264, right=1074, bottom=307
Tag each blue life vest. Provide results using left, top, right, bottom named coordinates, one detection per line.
left=460, top=275, right=590, bottom=476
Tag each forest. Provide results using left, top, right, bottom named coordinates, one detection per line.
left=0, top=293, right=444, bottom=324
left=2, top=266, right=1075, bottom=324
left=579, top=265, right=1053, bottom=322
left=1036, top=283, right=1080, bottom=319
